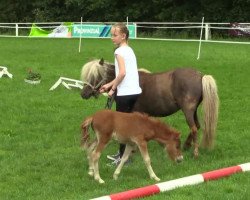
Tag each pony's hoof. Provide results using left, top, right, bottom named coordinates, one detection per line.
left=193, top=150, right=199, bottom=159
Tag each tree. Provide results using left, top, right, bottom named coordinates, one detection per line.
left=0, top=0, right=249, bottom=23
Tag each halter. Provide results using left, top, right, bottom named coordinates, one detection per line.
left=82, top=79, right=105, bottom=93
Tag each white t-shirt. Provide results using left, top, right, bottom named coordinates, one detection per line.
left=114, top=46, right=142, bottom=96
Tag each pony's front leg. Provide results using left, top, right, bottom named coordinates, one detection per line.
left=137, top=141, right=160, bottom=182
left=113, top=144, right=133, bottom=180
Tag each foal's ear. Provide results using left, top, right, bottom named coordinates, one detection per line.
left=174, top=132, right=181, bottom=139
left=99, top=58, right=104, bottom=65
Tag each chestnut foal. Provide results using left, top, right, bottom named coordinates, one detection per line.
left=81, top=110, right=183, bottom=184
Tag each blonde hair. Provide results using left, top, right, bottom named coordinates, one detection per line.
left=112, top=22, right=129, bottom=40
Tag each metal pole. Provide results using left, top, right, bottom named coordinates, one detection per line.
left=197, top=17, right=204, bottom=60
left=78, top=17, right=83, bottom=53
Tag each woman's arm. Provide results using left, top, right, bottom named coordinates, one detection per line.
left=99, top=54, right=126, bottom=97
left=111, top=54, right=126, bottom=90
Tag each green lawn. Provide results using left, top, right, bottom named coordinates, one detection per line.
left=0, top=37, right=249, bottom=200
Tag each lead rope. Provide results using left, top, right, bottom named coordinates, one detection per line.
left=105, top=94, right=115, bottom=109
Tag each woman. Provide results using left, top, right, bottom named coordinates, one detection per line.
left=99, top=22, right=142, bottom=165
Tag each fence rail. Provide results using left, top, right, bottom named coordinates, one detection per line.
left=0, top=22, right=250, bottom=44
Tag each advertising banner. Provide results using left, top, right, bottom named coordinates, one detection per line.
left=72, top=24, right=136, bottom=38
left=29, top=22, right=72, bottom=37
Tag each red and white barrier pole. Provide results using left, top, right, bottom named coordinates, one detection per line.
left=91, top=163, right=250, bottom=200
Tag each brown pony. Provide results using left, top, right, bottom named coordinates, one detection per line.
left=81, top=109, right=183, bottom=184
left=80, top=59, right=219, bottom=158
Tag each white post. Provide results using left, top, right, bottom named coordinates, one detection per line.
left=134, top=23, right=137, bottom=38
left=205, top=23, right=210, bottom=40
left=126, top=16, right=129, bottom=26
left=197, top=17, right=204, bottom=60
left=78, top=17, right=83, bottom=53
left=15, top=23, right=19, bottom=37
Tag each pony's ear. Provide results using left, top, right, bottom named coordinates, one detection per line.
left=99, top=58, right=104, bottom=65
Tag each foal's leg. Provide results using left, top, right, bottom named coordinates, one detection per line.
left=113, top=144, right=134, bottom=180
left=137, top=141, right=160, bottom=181
left=87, top=139, right=98, bottom=177
left=91, top=140, right=108, bottom=184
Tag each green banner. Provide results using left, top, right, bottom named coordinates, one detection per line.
left=72, top=24, right=136, bottom=38
left=29, top=22, right=72, bottom=37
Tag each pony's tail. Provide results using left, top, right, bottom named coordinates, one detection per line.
left=81, top=116, right=93, bottom=150
left=201, top=75, right=219, bottom=149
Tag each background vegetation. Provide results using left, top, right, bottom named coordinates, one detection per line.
left=0, top=37, right=250, bottom=199
left=0, top=0, right=250, bottom=23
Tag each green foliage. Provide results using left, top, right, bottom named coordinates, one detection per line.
left=0, top=0, right=249, bottom=22
left=25, top=70, right=41, bottom=81
left=0, top=38, right=250, bottom=199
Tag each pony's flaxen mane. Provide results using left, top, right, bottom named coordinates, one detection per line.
left=81, top=59, right=151, bottom=85
left=81, top=59, right=105, bottom=83
left=81, top=59, right=115, bottom=83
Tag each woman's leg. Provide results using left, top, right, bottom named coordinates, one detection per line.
left=115, top=94, right=140, bottom=157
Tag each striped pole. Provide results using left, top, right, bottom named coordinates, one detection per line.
left=91, top=163, right=250, bottom=200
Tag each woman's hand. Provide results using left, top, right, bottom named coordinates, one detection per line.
left=107, top=88, right=115, bottom=97
left=99, top=84, right=110, bottom=93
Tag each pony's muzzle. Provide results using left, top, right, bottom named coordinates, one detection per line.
left=175, top=155, right=183, bottom=163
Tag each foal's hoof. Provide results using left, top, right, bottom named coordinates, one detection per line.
left=95, top=177, right=105, bottom=184
left=88, top=170, right=94, bottom=177
left=88, top=172, right=94, bottom=177
left=176, top=155, right=183, bottom=163
left=98, top=179, right=105, bottom=184
left=151, top=176, right=160, bottom=182
left=155, top=177, right=161, bottom=182
left=113, top=172, right=120, bottom=180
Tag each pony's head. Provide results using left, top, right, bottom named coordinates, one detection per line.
left=80, top=58, right=115, bottom=99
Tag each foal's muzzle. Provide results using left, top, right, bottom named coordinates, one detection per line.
left=175, top=155, right=183, bottom=163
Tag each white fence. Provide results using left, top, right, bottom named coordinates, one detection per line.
left=0, top=22, right=250, bottom=44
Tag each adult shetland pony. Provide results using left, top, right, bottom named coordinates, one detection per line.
left=81, top=110, right=183, bottom=184
left=80, top=59, right=219, bottom=157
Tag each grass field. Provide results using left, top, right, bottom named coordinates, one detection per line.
left=0, top=37, right=250, bottom=200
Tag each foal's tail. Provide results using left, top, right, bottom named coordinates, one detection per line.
left=81, top=116, right=93, bottom=150
left=201, top=75, right=219, bottom=149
